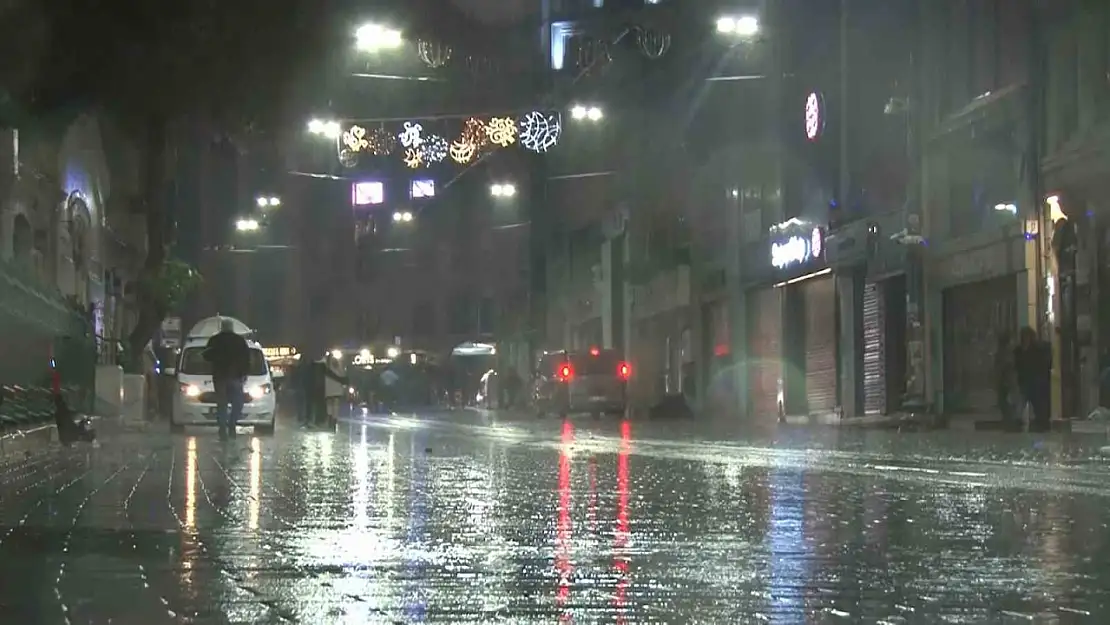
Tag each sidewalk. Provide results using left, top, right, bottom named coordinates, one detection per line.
left=0, top=414, right=111, bottom=457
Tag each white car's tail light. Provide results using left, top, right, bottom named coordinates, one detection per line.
left=180, top=384, right=201, bottom=398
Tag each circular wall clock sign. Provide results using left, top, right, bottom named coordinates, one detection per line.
left=805, top=91, right=825, bottom=141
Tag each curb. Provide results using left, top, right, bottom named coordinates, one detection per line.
left=1, top=414, right=106, bottom=445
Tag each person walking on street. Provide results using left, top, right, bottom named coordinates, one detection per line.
left=994, top=331, right=1018, bottom=430
left=203, top=318, right=251, bottom=440
left=1014, top=326, right=1052, bottom=432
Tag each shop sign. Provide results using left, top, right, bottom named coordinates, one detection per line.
left=262, top=346, right=297, bottom=359
left=771, top=226, right=824, bottom=269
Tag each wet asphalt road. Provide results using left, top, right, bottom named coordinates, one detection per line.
left=2, top=410, right=1110, bottom=624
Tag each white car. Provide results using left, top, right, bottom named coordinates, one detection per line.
left=170, top=321, right=277, bottom=435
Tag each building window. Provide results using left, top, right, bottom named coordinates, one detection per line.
left=550, top=21, right=580, bottom=70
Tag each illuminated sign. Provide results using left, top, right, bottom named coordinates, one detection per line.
left=805, top=91, right=824, bottom=141
left=771, top=227, right=824, bottom=269
left=352, top=181, right=384, bottom=206
left=410, top=179, right=435, bottom=199
left=262, top=346, right=297, bottom=359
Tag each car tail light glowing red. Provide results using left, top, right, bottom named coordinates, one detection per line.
left=558, top=363, right=573, bottom=381
left=618, top=361, right=631, bottom=380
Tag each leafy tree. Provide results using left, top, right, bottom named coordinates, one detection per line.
left=1, top=0, right=339, bottom=363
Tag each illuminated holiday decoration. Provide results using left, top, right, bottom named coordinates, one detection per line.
left=403, top=148, right=423, bottom=168
left=485, top=117, right=517, bottom=147
left=399, top=121, right=424, bottom=148
left=419, top=134, right=448, bottom=163
left=518, top=111, right=561, bottom=152
left=450, top=139, right=476, bottom=164
left=460, top=117, right=489, bottom=151
left=417, top=39, right=452, bottom=68
left=342, top=125, right=369, bottom=152
left=367, top=126, right=397, bottom=155
left=636, top=27, right=671, bottom=59
left=338, top=149, right=358, bottom=168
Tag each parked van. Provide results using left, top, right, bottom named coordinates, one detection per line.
left=170, top=316, right=276, bottom=435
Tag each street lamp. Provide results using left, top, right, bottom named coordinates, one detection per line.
left=355, top=23, right=403, bottom=52
left=716, top=15, right=760, bottom=37
left=392, top=210, right=414, bottom=223
left=490, top=183, right=516, bottom=198
left=386, top=346, right=400, bottom=359
left=570, top=104, right=603, bottom=121
left=256, top=196, right=281, bottom=208
left=235, top=218, right=260, bottom=232
left=307, top=119, right=341, bottom=139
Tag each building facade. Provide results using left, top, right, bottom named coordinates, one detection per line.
left=1, top=112, right=147, bottom=410
left=1038, top=0, right=1110, bottom=419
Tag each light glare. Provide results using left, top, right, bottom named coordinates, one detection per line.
left=356, top=24, right=403, bottom=52
left=718, top=15, right=760, bottom=37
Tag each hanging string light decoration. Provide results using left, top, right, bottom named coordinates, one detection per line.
left=403, top=148, right=423, bottom=169
left=342, top=125, right=369, bottom=152
left=398, top=121, right=425, bottom=148
left=449, top=117, right=489, bottom=164
left=485, top=117, right=517, bottom=147
left=518, top=111, right=562, bottom=152
left=338, top=149, right=359, bottom=168
left=462, top=118, right=489, bottom=147
left=635, top=27, right=671, bottom=60
left=417, top=39, right=452, bottom=68
left=419, top=134, right=449, bottom=163
left=367, top=126, right=397, bottom=155
left=450, top=139, right=476, bottom=164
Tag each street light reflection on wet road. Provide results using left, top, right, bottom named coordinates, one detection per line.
left=1, top=410, right=1110, bottom=622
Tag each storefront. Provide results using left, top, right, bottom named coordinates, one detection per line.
left=825, top=213, right=910, bottom=417
left=798, top=274, right=837, bottom=416
left=746, top=286, right=782, bottom=419
left=749, top=221, right=835, bottom=419
left=930, top=232, right=1026, bottom=415
left=941, top=276, right=1018, bottom=413
left=861, top=275, right=908, bottom=415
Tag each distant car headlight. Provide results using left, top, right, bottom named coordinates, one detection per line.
left=248, top=384, right=272, bottom=400
left=180, top=384, right=201, bottom=398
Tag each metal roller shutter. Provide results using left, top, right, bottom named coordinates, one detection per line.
left=803, top=277, right=837, bottom=414
left=747, top=287, right=782, bottom=419
left=942, top=276, right=1017, bottom=413
left=862, top=282, right=886, bottom=415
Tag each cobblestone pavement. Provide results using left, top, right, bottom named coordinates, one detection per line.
left=1, top=409, right=1109, bottom=624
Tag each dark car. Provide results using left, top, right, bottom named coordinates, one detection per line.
left=533, top=348, right=630, bottom=417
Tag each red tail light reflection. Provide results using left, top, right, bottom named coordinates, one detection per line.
left=556, top=420, right=574, bottom=618
left=614, top=419, right=631, bottom=622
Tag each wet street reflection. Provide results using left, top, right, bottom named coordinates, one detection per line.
left=2, top=411, right=1110, bottom=622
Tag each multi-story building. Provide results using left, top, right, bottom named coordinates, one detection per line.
left=1037, top=0, right=1110, bottom=419
left=1, top=112, right=148, bottom=411
left=914, top=0, right=1038, bottom=419
left=535, top=0, right=923, bottom=419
